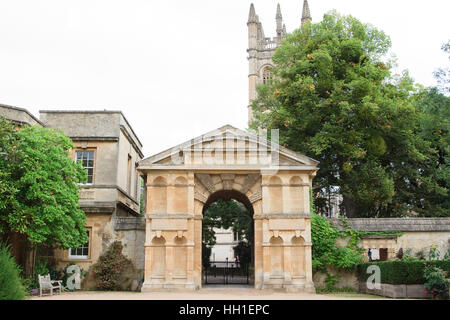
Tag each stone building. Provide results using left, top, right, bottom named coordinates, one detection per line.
left=247, top=1, right=311, bottom=124
left=0, top=106, right=146, bottom=287
left=1, top=1, right=449, bottom=294
left=39, top=110, right=145, bottom=287
left=0, top=103, right=44, bottom=127
left=210, top=227, right=239, bottom=262
left=138, top=125, right=319, bottom=292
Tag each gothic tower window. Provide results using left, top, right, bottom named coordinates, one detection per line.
left=262, top=67, right=273, bottom=85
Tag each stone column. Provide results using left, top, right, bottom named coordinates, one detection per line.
left=304, top=243, right=314, bottom=292
left=283, top=241, right=292, bottom=284
left=254, top=218, right=264, bottom=288
left=165, top=245, right=174, bottom=284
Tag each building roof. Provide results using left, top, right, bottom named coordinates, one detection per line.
left=39, top=110, right=143, bottom=156
left=332, top=218, right=450, bottom=232
left=138, top=124, right=319, bottom=171
left=0, top=103, right=44, bottom=126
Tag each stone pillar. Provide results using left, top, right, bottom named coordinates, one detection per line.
left=304, top=243, right=315, bottom=292
left=254, top=218, right=264, bottom=288
left=283, top=241, right=292, bottom=285
left=165, top=245, right=174, bottom=283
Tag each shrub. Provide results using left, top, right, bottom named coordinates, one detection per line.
left=325, top=274, right=339, bottom=291
left=0, top=243, right=25, bottom=300
left=424, top=265, right=449, bottom=300
left=22, top=257, right=61, bottom=293
left=91, top=241, right=133, bottom=291
left=357, top=260, right=450, bottom=285
left=311, top=214, right=363, bottom=272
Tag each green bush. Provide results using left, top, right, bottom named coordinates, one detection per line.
left=91, top=241, right=133, bottom=291
left=22, top=257, right=62, bottom=293
left=357, top=260, right=450, bottom=285
left=311, top=214, right=363, bottom=272
left=0, top=243, right=25, bottom=300
left=424, top=265, right=449, bottom=300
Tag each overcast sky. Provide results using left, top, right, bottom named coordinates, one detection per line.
left=0, top=0, right=449, bottom=156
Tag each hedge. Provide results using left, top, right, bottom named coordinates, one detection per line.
left=357, top=260, right=450, bottom=285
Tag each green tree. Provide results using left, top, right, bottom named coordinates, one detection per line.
left=0, top=118, right=88, bottom=272
left=434, top=40, right=449, bottom=95
left=414, top=87, right=450, bottom=216
left=250, top=11, right=439, bottom=217
left=0, top=243, right=25, bottom=300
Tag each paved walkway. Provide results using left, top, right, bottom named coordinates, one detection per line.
left=31, top=286, right=388, bottom=300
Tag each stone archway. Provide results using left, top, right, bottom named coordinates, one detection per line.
left=138, top=125, right=319, bottom=292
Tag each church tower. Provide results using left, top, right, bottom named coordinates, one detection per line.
left=247, top=1, right=312, bottom=126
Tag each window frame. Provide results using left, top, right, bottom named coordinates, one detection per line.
left=68, top=230, right=91, bottom=260
left=75, top=149, right=96, bottom=185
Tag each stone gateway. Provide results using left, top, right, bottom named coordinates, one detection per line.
left=138, top=125, right=319, bottom=292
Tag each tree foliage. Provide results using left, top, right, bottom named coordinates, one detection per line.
left=202, top=200, right=253, bottom=263
left=311, top=213, right=363, bottom=271
left=415, top=88, right=450, bottom=216
left=0, top=118, right=88, bottom=248
left=250, top=11, right=448, bottom=217
left=434, top=40, right=450, bottom=95
left=202, top=200, right=252, bottom=247
left=0, top=243, right=25, bottom=300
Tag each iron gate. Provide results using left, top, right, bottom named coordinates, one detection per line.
left=203, top=261, right=249, bottom=285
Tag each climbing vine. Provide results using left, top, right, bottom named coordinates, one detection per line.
left=311, top=214, right=363, bottom=272
left=311, top=214, right=404, bottom=273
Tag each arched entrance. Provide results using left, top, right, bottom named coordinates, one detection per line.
left=138, top=125, right=319, bottom=292
left=201, top=190, right=254, bottom=286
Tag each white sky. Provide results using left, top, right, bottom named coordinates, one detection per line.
left=0, top=0, right=449, bottom=156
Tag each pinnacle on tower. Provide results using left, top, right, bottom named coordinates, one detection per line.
left=248, top=3, right=258, bottom=24
left=276, top=3, right=283, bottom=36
left=301, top=0, right=312, bottom=25
left=276, top=3, right=282, bottom=18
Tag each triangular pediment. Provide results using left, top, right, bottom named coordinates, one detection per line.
left=138, top=125, right=319, bottom=170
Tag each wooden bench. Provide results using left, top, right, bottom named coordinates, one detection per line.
left=38, top=274, right=62, bottom=297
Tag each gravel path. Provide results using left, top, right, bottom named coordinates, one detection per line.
left=31, top=286, right=387, bottom=300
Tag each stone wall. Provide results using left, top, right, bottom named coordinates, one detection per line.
left=332, top=218, right=450, bottom=260
left=115, top=217, right=146, bottom=272
left=313, top=267, right=359, bottom=291
left=54, top=215, right=145, bottom=290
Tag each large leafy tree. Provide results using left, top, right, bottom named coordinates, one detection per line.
left=414, top=87, right=450, bottom=216
left=434, top=40, right=449, bottom=95
left=250, top=11, right=443, bottom=217
left=0, top=118, right=88, bottom=261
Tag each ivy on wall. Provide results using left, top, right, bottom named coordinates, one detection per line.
left=311, top=214, right=363, bottom=272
